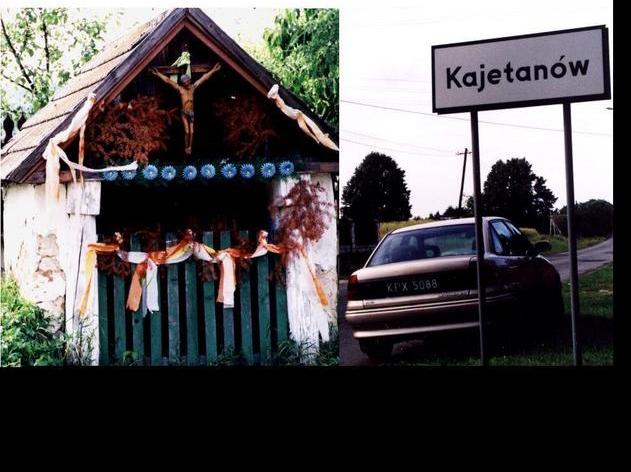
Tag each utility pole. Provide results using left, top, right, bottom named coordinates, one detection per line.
left=456, top=148, right=468, bottom=213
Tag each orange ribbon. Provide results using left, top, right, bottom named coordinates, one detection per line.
left=300, top=247, right=329, bottom=307
left=79, top=230, right=328, bottom=317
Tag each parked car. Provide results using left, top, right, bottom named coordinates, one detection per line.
left=345, top=217, right=563, bottom=359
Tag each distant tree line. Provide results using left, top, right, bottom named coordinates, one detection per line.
left=429, top=157, right=611, bottom=238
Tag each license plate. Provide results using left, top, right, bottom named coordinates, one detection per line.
left=386, top=278, right=439, bottom=295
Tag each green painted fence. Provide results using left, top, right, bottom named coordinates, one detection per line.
left=97, top=230, right=289, bottom=365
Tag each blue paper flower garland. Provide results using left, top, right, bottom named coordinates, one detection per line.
left=121, top=169, right=137, bottom=180
left=221, top=163, right=237, bottom=179
left=200, top=164, right=216, bottom=179
left=104, top=161, right=294, bottom=183
left=182, top=165, right=198, bottom=180
left=161, top=165, right=176, bottom=181
left=279, top=161, right=295, bottom=176
left=142, top=165, right=158, bottom=180
left=260, top=162, right=276, bottom=178
left=103, top=170, right=119, bottom=181
left=240, top=163, right=255, bottom=179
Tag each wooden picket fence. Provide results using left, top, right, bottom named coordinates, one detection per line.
left=97, top=230, right=288, bottom=365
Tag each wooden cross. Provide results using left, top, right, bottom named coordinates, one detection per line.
left=153, top=64, right=216, bottom=77
left=150, top=58, right=222, bottom=156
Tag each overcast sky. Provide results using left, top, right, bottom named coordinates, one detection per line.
left=340, top=0, right=613, bottom=218
left=100, top=7, right=277, bottom=46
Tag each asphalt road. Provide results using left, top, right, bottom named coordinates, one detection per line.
left=544, top=237, right=613, bottom=282
left=338, top=237, right=613, bottom=366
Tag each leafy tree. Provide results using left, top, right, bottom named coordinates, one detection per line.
left=252, top=9, right=338, bottom=128
left=555, top=199, right=613, bottom=237
left=0, top=8, right=119, bottom=118
left=342, top=152, right=412, bottom=224
left=470, top=157, right=556, bottom=230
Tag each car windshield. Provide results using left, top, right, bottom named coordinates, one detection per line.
left=367, top=224, right=477, bottom=267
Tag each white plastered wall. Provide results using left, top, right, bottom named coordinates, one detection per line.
left=2, top=180, right=101, bottom=364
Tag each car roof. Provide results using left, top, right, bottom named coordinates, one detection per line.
left=390, top=217, right=507, bottom=235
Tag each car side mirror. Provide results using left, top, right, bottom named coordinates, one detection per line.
left=530, top=240, right=552, bottom=257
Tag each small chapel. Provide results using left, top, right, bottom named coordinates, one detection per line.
left=0, top=8, right=339, bottom=365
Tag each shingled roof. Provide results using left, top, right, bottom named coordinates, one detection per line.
left=1, top=8, right=338, bottom=183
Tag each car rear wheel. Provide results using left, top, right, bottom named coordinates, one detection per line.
left=358, top=339, right=393, bottom=361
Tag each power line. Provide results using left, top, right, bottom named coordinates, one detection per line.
left=357, top=77, right=433, bottom=84
left=341, top=99, right=613, bottom=137
left=341, top=129, right=454, bottom=154
left=340, top=137, right=460, bottom=159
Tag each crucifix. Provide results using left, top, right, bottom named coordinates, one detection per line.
left=150, top=55, right=222, bottom=156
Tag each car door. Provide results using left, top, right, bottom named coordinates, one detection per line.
left=488, top=219, right=543, bottom=294
left=488, top=220, right=522, bottom=293
left=501, top=220, right=540, bottom=291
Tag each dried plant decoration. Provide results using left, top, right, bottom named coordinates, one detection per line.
left=213, top=94, right=280, bottom=159
left=271, top=180, right=334, bottom=280
left=86, top=96, right=175, bottom=165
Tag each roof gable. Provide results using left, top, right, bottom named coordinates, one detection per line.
left=1, top=8, right=337, bottom=183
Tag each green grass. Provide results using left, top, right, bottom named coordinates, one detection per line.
left=377, top=263, right=613, bottom=367
left=565, top=263, right=613, bottom=319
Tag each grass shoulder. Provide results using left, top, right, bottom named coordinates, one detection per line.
left=522, top=227, right=606, bottom=255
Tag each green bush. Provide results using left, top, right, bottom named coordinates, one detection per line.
left=1, top=278, right=67, bottom=367
left=519, top=227, right=540, bottom=238
left=555, top=199, right=613, bottom=238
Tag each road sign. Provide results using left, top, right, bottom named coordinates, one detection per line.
left=431, top=25, right=611, bottom=366
left=432, top=26, right=610, bottom=114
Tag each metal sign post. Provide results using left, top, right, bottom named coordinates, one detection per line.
left=563, top=102, right=583, bottom=366
left=470, top=113, right=488, bottom=366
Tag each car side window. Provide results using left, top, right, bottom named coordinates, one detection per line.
left=503, top=221, right=531, bottom=256
left=490, top=226, right=505, bottom=254
left=490, top=221, right=512, bottom=255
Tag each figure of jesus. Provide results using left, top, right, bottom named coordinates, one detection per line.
left=150, top=62, right=222, bottom=155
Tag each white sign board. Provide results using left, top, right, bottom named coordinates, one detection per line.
left=432, top=26, right=610, bottom=114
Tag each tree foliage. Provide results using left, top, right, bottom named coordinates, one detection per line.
left=464, top=157, right=556, bottom=230
left=342, top=152, right=412, bottom=223
left=554, top=199, right=613, bottom=238
left=0, top=8, right=119, bottom=118
left=254, top=9, right=338, bottom=128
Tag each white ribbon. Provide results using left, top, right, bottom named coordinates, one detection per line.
left=44, top=92, right=138, bottom=203
left=267, top=84, right=339, bottom=151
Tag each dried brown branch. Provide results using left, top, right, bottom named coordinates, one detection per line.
left=213, top=94, right=280, bottom=159
left=0, top=72, right=32, bottom=92
left=270, top=180, right=334, bottom=280
left=40, top=13, right=50, bottom=73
